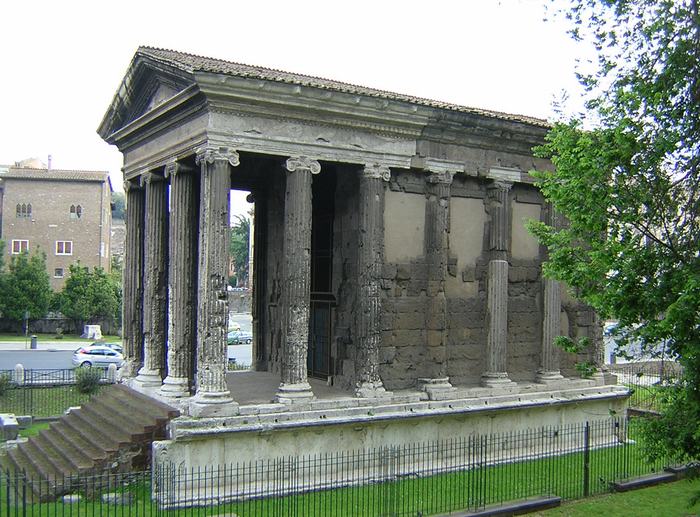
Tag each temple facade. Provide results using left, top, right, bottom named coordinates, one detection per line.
left=99, top=47, right=616, bottom=421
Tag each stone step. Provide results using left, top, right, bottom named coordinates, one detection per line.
left=2, top=384, right=179, bottom=502
left=38, top=425, right=94, bottom=472
left=51, top=421, right=108, bottom=462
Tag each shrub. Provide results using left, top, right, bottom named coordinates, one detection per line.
left=75, top=367, right=102, bottom=395
left=0, top=373, right=11, bottom=397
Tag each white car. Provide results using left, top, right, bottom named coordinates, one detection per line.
left=72, top=345, right=125, bottom=368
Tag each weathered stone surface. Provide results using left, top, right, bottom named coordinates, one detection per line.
left=192, top=146, right=239, bottom=414
left=276, top=156, right=317, bottom=404
left=0, top=414, right=19, bottom=441
left=161, top=161, right=198, bottom=398
left=135, top=171, right=168, bottom=388
left=122, top=180, right=145, bottom=378
left=355, top=164, right=390, bottom=397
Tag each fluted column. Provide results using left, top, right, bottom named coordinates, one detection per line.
left=537, top=204, right=564, bottom=383
left=276, top=156, right=319, bottom=404
left=191, top=146, right=239, bottom=417
left=482, top=180, right=515, bottom=387
left=134, top=171, right=168, bottom=389
left=355, top=163, right=391, bottom=398
left=122, top=179, right=145, bottom=379
left=161, top=161, right=199, bottom=397
left=420, top=171, right=455, bottom=397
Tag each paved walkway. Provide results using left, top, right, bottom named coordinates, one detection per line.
left=0, top=340, right=87, bottom=352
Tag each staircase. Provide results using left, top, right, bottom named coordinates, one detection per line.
left=1, top=384, right=179, bottom=502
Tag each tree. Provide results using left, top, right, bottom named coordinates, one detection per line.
left=1, top=251, right=51, bottom=331
left=111, top=191, right=125, bottom=220
left=57, top=264, right=121, bottom=333
left=531, top=0, right=700, bottom=462
left=229, top=215, right=250, bottom=287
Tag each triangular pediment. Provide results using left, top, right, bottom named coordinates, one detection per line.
left=98, top=49, right=196, bottom=141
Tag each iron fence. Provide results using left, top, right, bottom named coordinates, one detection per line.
left=1, top=417, right=680, bottom=516
left=0, top=369, right=111, bottom=418
left=610, top=360, right=683, bottom=411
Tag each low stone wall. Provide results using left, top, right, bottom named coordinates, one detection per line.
left=0, top=317, right=120, bottom=336
left=152, top=387, right=628, bottom=505
left=228, top=289, right=251, bottom=313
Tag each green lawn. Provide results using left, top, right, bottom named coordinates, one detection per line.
left=534, top=477, right=700, bottom=516
left=0, top=333, right=121, bottom=343
left=0, top=385, right=105, bottom=417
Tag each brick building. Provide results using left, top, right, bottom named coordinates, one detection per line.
left=0, top=158, right=113, bottom=290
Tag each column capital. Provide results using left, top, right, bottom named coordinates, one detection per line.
left=427, top=170, right=454, bottom=185
left=140, top=171, right=166, bottom=187
left=124, top=178, right=143, bottom=193
left=164, top=160, right=196, bottom=178
left=285, top=156, right=321, bottom=174
left=362, top=163, right=391, bottom=181
left=487, top=179, right=513, bottom=196
left=195, top=146, right=240, bottom=167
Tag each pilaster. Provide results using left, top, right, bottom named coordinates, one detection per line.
left=191, top=146, right=239, bottom=417
left=276, top=156, right=319, bottom=404
left=482, top=180, right=515, bottom=387
left=420, top=170, right=455, bottom=398
left=355, top=163, right=391, bottom=398
left=122, top=179, right=145, bottom=379
left=134, top=171, right=168, bottom=389
left=161, top=161, right=199, bottom=398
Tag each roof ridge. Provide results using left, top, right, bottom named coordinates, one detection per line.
left=136, top=46, right=549, bottom=128
left=8, top=167, right=109, bottom=174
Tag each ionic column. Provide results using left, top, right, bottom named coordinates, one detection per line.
left=191, top=146, right=239, bottom=417
left=420, top=171, right=455, bottom=397
left=482, top=180, right=516, bottom=387
left=134, top=171, right=168, bottom=389
left=537, top=205, right=564, bottom=383
left=122, top=179, right=145, bottom=379
left=355, top=163, right=391, bottom=398
left=161, top=161, right=199, bottom=398
left=276, top=156, right=319, bottom=404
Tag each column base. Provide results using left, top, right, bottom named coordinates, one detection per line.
left=481, top=372, right=516, bottom=388
left=119, top=359, right=143, bottom=380
left=133, top=367, right=163, bottom=389
left=418, top=377, right=455, bottom=400
left=355, top=381, right=392, bottom=399
left=535, top=370, right=565, bottom=385
left=276, top=382, right=314, bottom=405
left=160, top=376, right=192, bottom=398
left=189, top=390, right=239, bottom=417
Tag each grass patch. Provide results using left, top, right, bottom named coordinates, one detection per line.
left=533, top=477, right=700, bottom=516
left=17, top=422, right=50, bottom=438
left=0, top=384, right=104, bottom=417
left=0, top=333, right=121, bottom=343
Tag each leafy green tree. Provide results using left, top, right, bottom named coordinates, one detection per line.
left=111, top=191, right=125, bottom=220
left=531, top=0, right=700, bottom=463
left=1, top=251, right=51, bottom=331
left=229, top=214, right=250, bottom=287
left=58, top=264, right=120, bottom=333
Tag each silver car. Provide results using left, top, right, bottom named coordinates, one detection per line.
left=72, top=345, right=125, bottom=368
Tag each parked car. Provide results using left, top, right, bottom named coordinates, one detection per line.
left=72, top=345, right=125, bottom=368
left=227, top=330, right=253, bottom=345
left=91, top=341, right=123, bottom=354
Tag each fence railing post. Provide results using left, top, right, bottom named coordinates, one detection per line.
left=583, top=421, right=591, bottom=497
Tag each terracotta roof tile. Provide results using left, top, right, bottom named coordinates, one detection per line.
left=3, top=167, right=109, bottom=182
left=137, top=46, right=549, bottom=128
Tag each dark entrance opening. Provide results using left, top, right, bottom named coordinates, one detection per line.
left=307, top=168, right=336, bottom=379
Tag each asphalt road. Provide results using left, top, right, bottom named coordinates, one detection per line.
left=0, top=350, right=73, bottom=371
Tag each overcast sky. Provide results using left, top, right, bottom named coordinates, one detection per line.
left=0, top=0, right=584, bottom=216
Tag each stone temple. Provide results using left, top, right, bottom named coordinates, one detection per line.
left=98, top=47, right=626, bottom=473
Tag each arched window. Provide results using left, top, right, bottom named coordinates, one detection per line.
left=76, top=205, right=82, bottom=218
left=26, top=204, right=32, bottom=218
left=70, top=204, right=82, bottom=220
left=16, top=204, right=21, bottom=217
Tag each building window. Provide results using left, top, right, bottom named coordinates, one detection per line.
left=16, top=203, right=32, bottom=218
left=70, top=204, right=82, bottom=219
left=54, top=268, right=64, bottom=278
left=56, top=241, right=73, bottom=255
left=11, top=240, right=29, bottom=254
